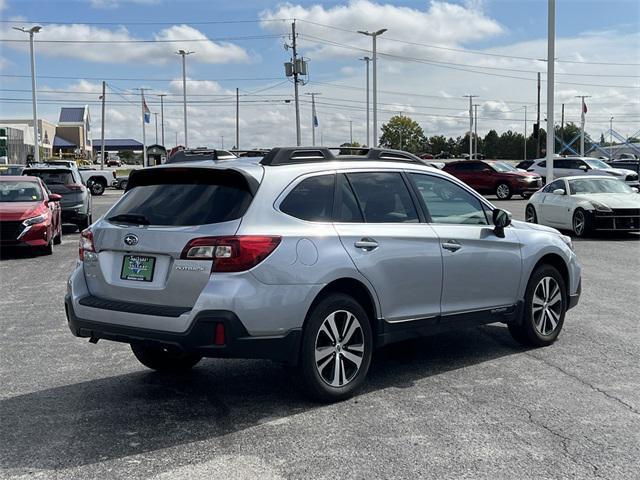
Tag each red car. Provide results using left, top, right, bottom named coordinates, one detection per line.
left=0, top=176, right=62, bottom=254
left=443, top=160, right=543, bottom=199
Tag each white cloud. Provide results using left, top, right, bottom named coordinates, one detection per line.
left=0, top=23, right=249, bottom=65
left=90, top=0, right=159, bottom=9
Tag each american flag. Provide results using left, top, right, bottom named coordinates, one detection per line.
left=142, top=93, right=151, bottom=124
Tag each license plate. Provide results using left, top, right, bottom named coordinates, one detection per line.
left=121, top=255, right=156, bottom=282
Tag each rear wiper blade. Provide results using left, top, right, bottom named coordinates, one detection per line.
left=108, top=213, right=150, bottom=225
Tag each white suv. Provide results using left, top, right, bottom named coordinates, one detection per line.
left=528, top=156, right=638, bottom=187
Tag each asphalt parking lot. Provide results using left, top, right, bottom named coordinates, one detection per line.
left=1, top=190, right=639, bottom=480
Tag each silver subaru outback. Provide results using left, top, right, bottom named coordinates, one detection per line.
left=66, top=147, right=581, bottom=402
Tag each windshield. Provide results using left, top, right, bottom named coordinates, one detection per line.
left=0, top=181, right=43, bottom=202
left=24, top=170, right=74, bottom=185
left=0, top=166, right=24, bottom=176
left=491, top=162, right=518, bottom=173
left=569, top=178, right=634, bottom=195
left=584, top=159, right=610, bottom=169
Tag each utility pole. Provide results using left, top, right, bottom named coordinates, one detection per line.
left=546, top=0, right=556, bottom=183
left=100, top=80, right=105, bottom=170
left=349, top=120, right=353, bottom=145
left=13, top=25, right=42, bottom=163
left=358, top=29, right=387, bottom=146
left=610, top=116, right=614, bottom=160
left=473, top=104, right=479, bottom=158
left=536, top=71, right=541, bottom=158
left=221, top=136, right=224, bottom=149
left=360, top=56, right=371, bottom=146
left=523, top=105, right=527, bottom=160
left=463, top=94, right=477, bottom=159
left=176, top=50, right=194, bottom=148
left=291, top=21, right=301, bottom=146
left=235, top=88, right=240, bottom=150
left=560, top=103, right=565, bottom=154
left=159, top=94, right=166, bottom=146
left=154, top=113, right=158, bottom=144
left=575, top=95, right=591, bottom=156
left=305, top=92, right=321, bottom=145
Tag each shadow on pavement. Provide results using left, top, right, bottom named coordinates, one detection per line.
left=0, top=324, right=524, bottom=471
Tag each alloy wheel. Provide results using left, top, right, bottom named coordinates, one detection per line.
left=531, top=276, right=562, bottom=336
left=525, top=206, right=537, bottom=223
left=315, top=310, right=364, bottom=387
left=497, top=184, right=510, bottom=199
left=573, top=211, right=585, bottom=236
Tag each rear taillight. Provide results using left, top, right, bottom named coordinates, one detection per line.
left=66, top=183, right=85, bottom=192
left=79, top=229, right=95, bottom=260
left=181, top=236, right=281, bottom=272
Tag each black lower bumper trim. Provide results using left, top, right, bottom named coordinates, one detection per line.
left=65, top=295, right=301, bottom=364
left=568, top=279, right=581, bottom=310
left=79, top=295, right=191, bottom=318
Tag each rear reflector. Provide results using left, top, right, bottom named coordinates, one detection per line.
left=181, top=236, right=281, bottom=272
left=214, top=323, right=225, bottom=346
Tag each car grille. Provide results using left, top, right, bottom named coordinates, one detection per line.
left=594, top=209, right=640, bottom=231
left=626, top=173, right=638, bottom=182
left=0, top=221, right=25, bottom=242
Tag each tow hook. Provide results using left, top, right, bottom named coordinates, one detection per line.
left=89, top=336, right=99, bottom=344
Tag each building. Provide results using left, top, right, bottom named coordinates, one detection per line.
left=0, top=118, right=57, bottom=159
left=55, top=106, right=93, bottom=159
left=0, top=126, right=31, bottom=164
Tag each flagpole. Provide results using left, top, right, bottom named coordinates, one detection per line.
left=137, top=88, right=149, bottom=167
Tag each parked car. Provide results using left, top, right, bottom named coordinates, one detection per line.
left=617, top=153, right=638, bottom=161
left=23, top=166, right=92, bottom=230
left=107, top=158, right=122, bottom=167
left=112, top=175, right=129, bottom=190
left=607, top=158, right=639, bottom=175
left=0, top=176, right=62, bottom=254
left=77, top=167, right=116, bottom=196
left=418, top=153, right=434, bottom=160
left=526, top=176, right=640, bottom=237
left=527, top=156, right=639, bottom=187
left=166, top=148, right=237, bottom=164
left=66, top=146, right=581, bottom=402
left=0, top=164, right=25, bottom=176
left=443, top=160, right=543, bottom=199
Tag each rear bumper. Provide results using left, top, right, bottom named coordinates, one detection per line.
left=65, top=295, right=301, bottom=364
left=61, top=207, right=88, bottom=224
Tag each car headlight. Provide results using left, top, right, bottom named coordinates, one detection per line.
left=589, top=201, right=612, bottom=212
left=22, top=213, right=48, bottom=226
left=560, top=234, right=574, bottom=251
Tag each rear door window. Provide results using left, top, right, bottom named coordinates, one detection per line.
left=335, top=174, right=364, bottom=222
left=280, top=174, right=335, bottom=222
left=346, top=172, right=418, bottom=223
left=108, top=168, right=253, bottom=226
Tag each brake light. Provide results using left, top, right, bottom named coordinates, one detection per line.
left=79, top=229, right=95, bottom=260
left=66, top=183, right=85, bottom=192
left=181, top=236, right=281, bottom=272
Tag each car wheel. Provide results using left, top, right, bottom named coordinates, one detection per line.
left=572, top=208, right=591, bottom=237
left=41, top=239, right=53, bottom=255
left=118, top=179, right=128, bottom=190
left=131, top=344, right=202, bottom=371
left=299, top=293, right=373, bottom=402
left=525, top=204, right=538, bottom=223
left=89, top=180, right=106, bottom=196
left=495, top=183, right=513, bottom=200
left=508, top=264, right=567, bottom=347
left=53, top=227, right=62, bottom=245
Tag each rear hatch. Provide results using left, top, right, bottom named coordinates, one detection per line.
left=83, top=167, right=256, bottom=308
left=23, top=169, right=85, bottom=208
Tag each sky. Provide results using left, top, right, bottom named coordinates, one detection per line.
left=0, top=0, right=639, bottom=150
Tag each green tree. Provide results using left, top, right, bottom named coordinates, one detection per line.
left=379, top=115, right=427, bottom=153
left=428, top=135, right=448, bottom=156
left=483, top=130, right=499, bottom=159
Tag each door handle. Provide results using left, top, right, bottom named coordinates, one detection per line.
left=441, top=240, right=462, bottom=252
left=354, top=238, right=378, bottom=251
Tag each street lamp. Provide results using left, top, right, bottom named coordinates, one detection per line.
left=610, top=116, right=614, bottom=160
left=13, top=25, right=42, bottom=163
left=176, top=50, right=194, bottom=148
left=359, top=56, right=371, bottom=146
left=358, top=28, right=387, bottom=146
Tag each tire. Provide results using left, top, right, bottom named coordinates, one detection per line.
left=508, top=264, right=567, bottom=347
left=89, top=179, right=106, bottom=196
left=525, top=204, right=538, bottom=224
left=495, top=183, right=513, bottom=200
left=131, top=344, right=202, bottom=372
left=572, top=208, right=592, bottom=238
left=53, top=227, right=62, bottom=245
left=118, top=179, right=128, bottom=190
left=41, top=239, right=53, bottom=255
left=541, top=177, right=546, bottom=185
left=298, top=293, right=373, bottom=402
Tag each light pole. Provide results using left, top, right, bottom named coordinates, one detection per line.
left=154, top=113, right=158, bottom=144
left=463, top=94, right=477, bottom=159
left=473, top=104, right=480, bottom=159
left=610, top=117, right=614, bottom=160
left=360, top=56, right=371, bottom=146
left=176, top=50, right=194, bottom=148
left=358, top=29, right=387, bottom=146
left=575, top=94, right=590, bottom=157
left=13, top=25, right=42, bottom=163
left=349, top=120, right=353, bottom=145
left=158, top=94, right=166, bottom=146
left=523, top=105, right=528, bottom=160
left=546, top=0, right=556, bottom=182
left=305, top=92, right=321, bottom=146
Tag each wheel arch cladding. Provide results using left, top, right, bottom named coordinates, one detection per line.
left=306, top=278, right=379, bottom=335
left=533, top=253, right=570, bottom=298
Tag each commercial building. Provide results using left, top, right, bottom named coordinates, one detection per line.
left=55, top=106, right=93, bottom=159
left=0, top=119, right=57, bottom=160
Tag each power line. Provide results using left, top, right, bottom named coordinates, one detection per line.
left=1, top=18, right=290, bottom=26
left=0, top=73, right=283, bottom=83
left=0, top=34, right=284, bottom=44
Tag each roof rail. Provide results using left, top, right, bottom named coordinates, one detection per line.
left=259, top=146, right=423, bottom=166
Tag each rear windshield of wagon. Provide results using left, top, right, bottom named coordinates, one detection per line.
left=109, top=168, right=254, bottom=226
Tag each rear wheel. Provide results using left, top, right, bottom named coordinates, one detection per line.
left=118, top=179, right=128, bottom=190
left=89, top=179, right=106, bottom=196
left=572, top=208, right=592, bottom=237
left=525, top=204, right=538, bottom=224
left=131, top=344, right=202, bottom=372
left=509, top=265, right=566, bottom=347
left=299, top=293, right=373, bottom=402
left=496, top=183, right=513, bottom=200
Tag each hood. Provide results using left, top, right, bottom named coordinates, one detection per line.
left=511, top=219, right=561, bottom=235
left=0, top=202, right=45, bottom=221
left=593, top=168, right=635, bottom=177
left=573, top=193, right=640, bottom=209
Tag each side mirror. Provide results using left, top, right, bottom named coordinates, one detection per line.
left=553, top=188, right=565, bottom=195
left=48, top=193, right=62, bottom=202
left=579, top=165, right=588, bottom=171
left=492, top=208, right=512, bottom=237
